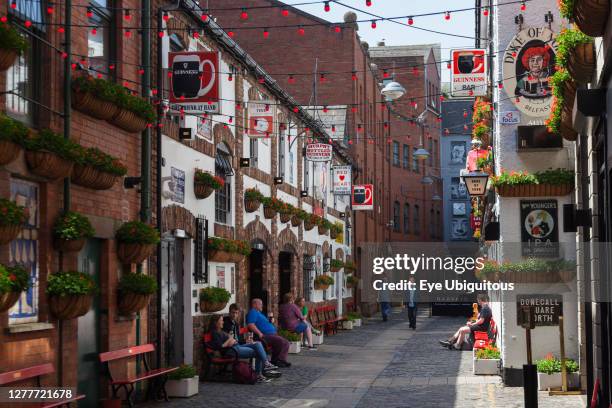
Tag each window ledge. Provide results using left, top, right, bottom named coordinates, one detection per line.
left=6, top=322, right=55, bottom=334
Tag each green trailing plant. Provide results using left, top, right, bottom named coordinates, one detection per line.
left=475, top=152, right=493, bottom=170
left=320, top=219, right=333, bottom=230
left=472, top=121, right=490, bottom=140
left=475, top=345, right=501, bottom=360
left=278, top=329, right=301, bottom=342
left=491, top=169, right=574, bottom=187
left=479, top=258, right=576, bottom=276
left=534, top=169, right=574, bottom=185
left=556, top=28, right=593, bottom=70
left=0, top=23, right=28, bottom=53
left=167, top=364, right=197, bottom=380
left=344, top=261, right=356, bottom=271
left=207, top=237, right=251, bottom=256
left=0, top=113, right=29, bottom=145
left=0, top=264, right=30, bottom=294
left=115, top=91, right=157, bottom=123
left=244, top=188, right=264, bottom=202
left=346, top=275, right=359, bottom=286
left=314, top=274, right=334, bottom=286
left=262, top=196, right=285, bottom=212
left=295, top=209, right=310, bottom=221
left=536, top=354, right=579, bottom=374
left=24, top=129, right=81, bottom=161
left=53, top=211, right=95, bottom=241
left=472, top=97, right=492, bottom=123
left=330, top=259, right=344, bottom=269
left=546, top=69, right=571, bottom=134
left=46, top=271, right=96, bottom=296
left=118, top=272, right=158, bottom=295
left=76, top=147, right=128, bottom=176
left=194, top=169, right=224, bottom=189
left=0, top=199, right=27, bottom=226
left=331, top=222, right=343, bottom=235
left=307, top=213, right=323, bottom=226
left=115, top=221, right=160, bottom=245
left=558, top=0, right=576, bottom=19
left=278, top=201, right=295, bottom=215
left=199, top=286, right=231, bottom=304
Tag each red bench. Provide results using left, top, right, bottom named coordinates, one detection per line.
left=472, top=319, right=498, bottom=350
left=202, top=328, right=253, bottom=382
left=99, top=344, right=177, bottom=407
left=0, top=363, right=85, bottom=407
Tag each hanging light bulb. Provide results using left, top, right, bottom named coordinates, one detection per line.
left=384, top=122, right=389, bottom=129
left=163, top=11, right=169, bottom=21
left=382, top=70, right=389, bottom=78
left=10, top=0, right=17, bottom=9
left=331, top=124, right=336, bottom=132
left=57, top=26, right=65, bottom=33
left=324, top=1, right=330, bottom=12
left=228, top=73, right=233, bottom=81
left=463, top=110, right=468, bottom=118
left=192, top=30, right=200, bottom=39
left=263, top=28, right=269, bottom=38
left=124, top=10, right=131, bottom=21
left=447, top=61, right=451, bottom=69
left=351, top=105, right=357, bottom=113
left=138, top=67, right=145, bottom=75
left=297, top=26, right=305, bottom=35
left=498, top=82, right=503, bottom=89
left=288, top=74, right=296, bottom=84
left=158, top=30, right=164, bottom=38
left=468, top=89, right=474, bottom=96
left=483, top=7, right=489, bottom=16
left=520, top=1, right=526, bottom=11
left=240, top=8, right=248, bottom=20
left=444, top=11, right=450, bottom=20
left=357, top=124, right=363, bottom=132
left=46, top=4, right=54, bottom=14
left=228, top=30, right=235, bottom=38
left=1, top=16, right=8, bottom=23
left=293, top=107, right=299, bottom=113
left=86, top=7, right=93, bottom=17
left=408, top=16, right=414, bottom=25
left=323, top=105, right=328, bottom=113
left=366, top=0, right=372, bottom=6
left=352, top=71, right=357, bottom=81
left=91, top=27, right=97, bottom=35
left=201, top=14, right=208, bottom=22
left=265, top=104, right=270, bottom=112
left=282, top=8, right=289, bottom=16
left=124, top=29, right=132, bottom=38
left=319, top=73, right=326, bottom=82
left=371, top=20, right=377, bottom=29
left=229, top=116, right=233, bottom=124
left=412, top=67, right=419, bottom=76
left=334, top=26, right=341, bottom=33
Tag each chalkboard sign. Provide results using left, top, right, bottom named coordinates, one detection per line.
left=516, top=294, right=562, bottom=327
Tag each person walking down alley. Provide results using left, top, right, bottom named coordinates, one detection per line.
left=378, top=275, right=392, bottom=322
left=405, top=276, right=418, bottom=329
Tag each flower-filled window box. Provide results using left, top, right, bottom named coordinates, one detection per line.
left=199, top=286, right=231, bottom=313
left=473, top=345, right=501, bottom=375
left=0, top=23, right=27, bottom=72
left=491, top=169, right=574, bottom=197
left=0, top=113, right=29, bottom=166
left=115, top=221, right=160, bottom=264
left=46, top=271, right=97, bottom=320
left=194, top=169, right=224, bottom=199
left=72, top=147, right=127, bottom=190
left=0, top=264, right=31, bottom=312
left=117, top=272, right=158, bottom=315
left=0, top=199, right=27, bottom=244
left=24, top=129, right=80, bottom=181
left=557, top=28, right=595, bottom=86
left=53, top=211, right=95, bottom=253
left=207, top=237, right=251, bottom=263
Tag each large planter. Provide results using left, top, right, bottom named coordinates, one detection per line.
left=118, top=292, right=151, bottom=315
left=263, top=205, right=276, bottom=220
left=71, top=164, right=119, bottom=190
left=496, top=183, right=573, bottom=197
left=312, top=332, right=324, bottom=345
left=288, top=341, right=301, bottom=354
left=109, top=109, right=148, bottom=133
left=537, top=372, right=580, bottom=391
left=352, top=318, right=362, bottom=327
left=0, top=49, right=18, bottom=71
left=473, top=356, right=501, bottom=375
left=304, top=220, right=315, bottom=231
left=0, top=140, right=22, bottom=166
left=48, top=293, right=93, bottom=320
left=318, top=225, right=328, bottom=235
left=72, top=89, right=119, bottom=121
left=208, top=249, right=233, bottom=263
left=25, top=150, right=74, bottom=181
left=116, top=242, right=156, bottom=264
left=194, top=182, right=214, bottom=199
left=54, top=237, right=86, bottom=253
left=291, top=215, right=302, bottom=227
left=166, top=376, right=199, bottom=398
left=341, top=320, right=354, bottom=330
left=0, top=224, right=22, bottom=244
left=574, top=0, right=610, bottom=37
left=0, top=291, right=21, bottom=313
left=279, top=212, right=292, bottom=224
left=199, top=300, right=227, bottom=313
left=244, top=198, right=260, bottom=213
left=567, top=41, right=596, bottom=84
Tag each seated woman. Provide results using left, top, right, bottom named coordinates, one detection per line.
left=278, top=293, right=317, bottom=350
left=439, top=294, right=492, bottom=350
left=207, top=314, right=276, bottom=383
left=296, top=296, right=320, bottom=336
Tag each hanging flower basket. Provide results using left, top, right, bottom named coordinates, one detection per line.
left=118, top=292, right=151, bottom=315
left=574, top=0, right=610, bottom=37
left=496, top=183, right=574, bottom=197
left=562, top=79, right=577, bottom=109
left=330, top=229, right=339, bottom=239
left=199, top=286, right=231, bottom=313
left=110, top=109, right=148, bottom=133
left=194, top=170, right=224, bottom=199
left=304, top=220, right=316, bottom=231
left=314, top=282, right=330, bottom=290
left=561, top=110, right=578, bottom=141
left=0, top=24, right=26, bottom=72
left=117, top=243, right=157, bottom=264
left=291, top=215, right=302, bottom=227
left=25, top=150, right=74, bottom=181
left=208, top=249, right=233, bottom=262
left=567, top=41, right=596, bottom=84
left=194, top=182, right=214, bottom=199
left=0, top=140, right=22, bottom=166
left=263, top=205, right=277, bottom=219
left=200, top=300, right=228, bottom=313
left=318, top=225, right=328, bottom=235
left=280, top=212, right=292, bottom=224
left=72, top=89, right=120, bottom=121
left=0, top=49, right=18, bottom=72
left=54, top=237, right=86, bottom=253
left=244, top=198, right=260, bottom=213
left=48, top=294, right=93, bottom=320
left=0, top=225, right=22, bottom=245
left=0, top=291, right=20, bottom=313
left=72, top=164, right=120, bottom=190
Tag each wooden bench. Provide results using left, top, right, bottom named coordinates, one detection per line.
left=201, top=328, right=254, bottom=382
left=99, top=344, right=177, bottom=407
left=0, top=363, right=85, bottom=407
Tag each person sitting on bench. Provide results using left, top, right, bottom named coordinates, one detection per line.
left=279, top=293, right=317, bottom=350
left=439, top=294, right=492, bottom=350
left=223, top=303, right=279, bottom=373
left=296, top=296, right=321, bottom=336
left=246, top=298, right=292, bottom=367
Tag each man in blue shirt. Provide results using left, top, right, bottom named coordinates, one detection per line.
left=405, top=275, right=418, bottom=330
left=247, top=298, right=291, bottom=367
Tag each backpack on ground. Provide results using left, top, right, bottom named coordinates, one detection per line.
left=232, top=361, right=257, bottom=384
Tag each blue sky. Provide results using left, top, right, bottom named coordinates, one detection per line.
left=285, top=0, right=477, bottom=82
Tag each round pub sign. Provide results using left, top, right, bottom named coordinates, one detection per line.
left=502, top=27, right=557, bottom=118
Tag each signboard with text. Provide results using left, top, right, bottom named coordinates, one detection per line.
left=516, top=294, right=562, bottom=326
left=352, top=184, right=373, bottom=210
left=500, top=111, right=521, bottom=125
left=247, top=101, right=275, bottom=137
left=451, top=49, right=487, bottom=97
left=168, top=51, right=220, bottom=113
left=306, top=143, right=332, bottom=162
left=332, top=165, right=352, bottom=195
left=520, top=199, right=559, bottom=257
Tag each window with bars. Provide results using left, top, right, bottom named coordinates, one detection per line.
left=414, top=205, right=420, bottom=235
left=392, top=141, right=400, bottom=166
left=215, top=144, right=233, bottom=224
left=393, top=201, right=400, bottom=232
left=404, top=203, right=410, bottom=234
left=412, top=147, right=419, bottom=173
left=403, top=145, right=409, bottom=169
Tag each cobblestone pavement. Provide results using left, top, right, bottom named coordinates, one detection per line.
left=142, top=310, right=586, bottom=408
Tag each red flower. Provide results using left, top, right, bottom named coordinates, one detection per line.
left=9, top=274, right=16, bottom=281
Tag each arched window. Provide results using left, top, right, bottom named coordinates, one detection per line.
left=404, top=203, right=410, bottom=234
left=215, top=143, right=233, bottom=224
left=393, top=201, right=400, bottom=232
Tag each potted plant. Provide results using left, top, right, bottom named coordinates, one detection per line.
left=115, top=221, right=160, bottom=264
left=330, top=223, right=343, bottom=239
left=193, top=169, right=224, bottom=199
left=319, top=218, right=332, bottom=235
left=314, top=274, right=334, bottom=290
left=330, top=259, right=344, bottom=272
left=0, top=23, right=28, bottom=71
left=199, top=286, right=231, bottom=313
left=346, top=274, right=359, bottom=288
left=207, top=237, right=251, bottom=263
left=0, top=199, right=27, bottom=244
left=71, top=147, right=127, bottom=190
left=0, top=264, right=30, bottom=312
left=262, top=196, right=283, bottom=219
left=111, top=90, right=156, bottom=133
left=244, top=188, right=263, bottom=213
left=556, top=28, right=594, bottom=84
left=53, top=211, right=95, bottom=252
left=47, top=271, right=96, bottom=320
left=291, top=208, right=308, bottom=227
left=117, top=272, right=157, bottom=315
left=304, top=213, right=320, bottom=231
left=166, top=364, right=199, bottom=397
left=472, top=121, right=490, bottom=141
left=24, top=129, right=80, bottom=180
left=346, top=311, right=362, bottom=327
left=473, top=345, right=501, bottom=375
left=476, top=152, right=494, bottom=175
left=279, top=329, right=301, bottom=353
left=536, top=354, right=580, bottom=390
left=0, top=113, right=29, bottom=166
left=278, top=202, right=295, bottom=224
left=71, top=75, right=121, bottom=121
left=559, top=0, right=609, bottom=38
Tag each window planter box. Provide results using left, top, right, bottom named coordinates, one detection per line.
left=473, top=354, right=501, bottom=375
left=0, top=140, right=22, bottom=166
left=537, top=372, right=580, bottom=391
left=25, top=150, right=74, bottom=181
left=573, top=0, right=609, bottom=37
left=304, top=220, right=316, bottom=231
left=48, top=294, right=92, bottom=320
left=118, top=292, right=151, bottom=315
left=496, top=183, right=573, bottom=197
left=288, top=341, right=301, bottom=354
left=71, top=164, right=120, bottom=190
left=0, top=291, right=21, bottom=313
left=0, top=224, right=21, bottom=244
left=567, top=41, right=596, bottom=84
left=166, top=376, right=199, bottom=398
left=116, top=242, right=156, bottom=265
left=208, top=249, right=233, bottom=263
left=72, top=89, right=120, bottom=121
left=312, top=332, right=324, bottom=345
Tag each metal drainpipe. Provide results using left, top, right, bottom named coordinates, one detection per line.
left=155, top=7, right=164, bottom=369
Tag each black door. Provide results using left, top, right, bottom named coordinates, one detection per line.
left=278, top=252, right=292, bottom=303
left=161, top=239, right=184, bottom=366
left=77, top=239, right=101, bottom=407
left=249, top=249, right=266, bottom=313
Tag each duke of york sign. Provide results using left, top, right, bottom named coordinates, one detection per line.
left=502, top=27, right=557, bottom=119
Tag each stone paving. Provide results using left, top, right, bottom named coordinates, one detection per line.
left=142, top=310, right=586, bottom=408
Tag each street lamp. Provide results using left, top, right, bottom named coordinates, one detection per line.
left=414, top=147, right=430, bottom=160
left=381, top=81, right=406, bottom=101
left=420, top=176, right=434, bottom=185
left=461, top=171, right=489, bottom=196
